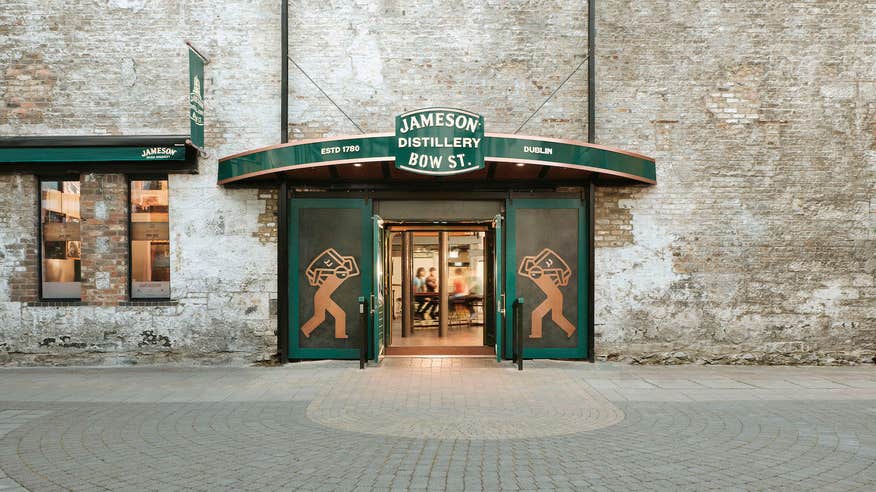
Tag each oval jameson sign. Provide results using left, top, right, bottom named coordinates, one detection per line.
left=394, top=108, right=485, bottom=175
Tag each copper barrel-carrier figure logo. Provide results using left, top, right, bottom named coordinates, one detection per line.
left=517, top=248, right=576, bottom=338
left=301, top=248, right=360, bottom=339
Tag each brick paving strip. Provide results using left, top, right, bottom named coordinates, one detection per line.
left=307, top=358, right=623, bottom=439
left=0, top=360, right=874, bottom=491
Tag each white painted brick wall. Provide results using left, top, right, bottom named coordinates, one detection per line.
left=1, top=1, right=873, bottom=365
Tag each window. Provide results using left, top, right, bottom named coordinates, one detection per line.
left=130, top=179, right=170, bottom=299
left=40, top=179, right=81, bottom=299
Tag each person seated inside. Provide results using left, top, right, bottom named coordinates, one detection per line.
left=412, top=267, right=427, bottom=320
left=450, top=268, right=475, bottom=319
left=451, top=268, right=467, bottom=297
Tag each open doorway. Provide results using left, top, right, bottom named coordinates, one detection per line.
left=386, top=225, right=495, bottom=356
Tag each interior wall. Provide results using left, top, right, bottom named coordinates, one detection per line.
left=376, top=200, right=503, bottom=222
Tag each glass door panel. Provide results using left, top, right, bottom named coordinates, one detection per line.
left=389, top=227, right=490, bottom=351
left=411, top=232, right=441, bottom=333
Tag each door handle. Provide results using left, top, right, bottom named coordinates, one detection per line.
left=499, top=293, right=506, bottom=316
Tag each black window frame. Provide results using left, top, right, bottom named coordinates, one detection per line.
left=37, top=175, right=83, bottom=302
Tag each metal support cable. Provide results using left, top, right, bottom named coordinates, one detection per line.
left=281, top=0, right=289, bottom=143
left=288, top=57, right=365, bottom=134
left=588, top=0, right=596, bottom=143
left=514, top=55, right=588, bottom=134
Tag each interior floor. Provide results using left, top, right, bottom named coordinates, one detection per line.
left=390, top=319, right=484, bottom=347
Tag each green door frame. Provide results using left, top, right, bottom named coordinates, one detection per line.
left=504, top=198, right=588, bottom=359
left=288, top=197, right=373, bottom=360
left=371, top=214, right=386, bottom=363
left=288, top=195, right=592, bottom=361
left=493, top=214, right=504, bottom=361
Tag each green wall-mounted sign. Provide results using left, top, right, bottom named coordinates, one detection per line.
left=0, top=145, right=187, bottom=163
left=394, top=108, right=485, bottom=175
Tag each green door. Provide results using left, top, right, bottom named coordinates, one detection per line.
left=493, top=214, right=504, bottom=361
left=505, top=198, right=588, bottom=359
left=289, top=198, right=372, bottom=359
left=372, top=215, right=386, bottom=362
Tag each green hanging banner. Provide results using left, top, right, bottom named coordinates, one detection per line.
left=187, top=43, right=207, bottom=151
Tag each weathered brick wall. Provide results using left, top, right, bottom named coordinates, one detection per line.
left=254, top=188, right=279, bottom=244
left=0, top=175, right=38, bottom=304
left=0, top=173, right=39, bottom=362
left=594, top=187, right=637, bottom=248
left=80, top=174, right=128, bottom=305
left=0, top=53, right=57, bottom=125
left=593, top=1, right=876, bottom=364
left=1, top=1, right=873, bottom=365
left=0, top=0, right=280, bottom=365
left=287, top=1, right=588, bottom=140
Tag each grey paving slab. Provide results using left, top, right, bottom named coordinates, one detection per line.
left=0, top=361, right=874, bottom=491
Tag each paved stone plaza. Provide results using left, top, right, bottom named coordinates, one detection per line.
left=0, top=359, right=875, bottom=491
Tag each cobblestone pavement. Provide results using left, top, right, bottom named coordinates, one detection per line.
left=0, top=359, right=875, bottom=491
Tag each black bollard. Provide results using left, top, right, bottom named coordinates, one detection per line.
left=358, top=296, right=368, bottom=370
left=514, top=297, right=524, bottom=371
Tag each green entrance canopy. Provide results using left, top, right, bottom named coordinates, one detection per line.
left=218, top=133, right=656, bottom=185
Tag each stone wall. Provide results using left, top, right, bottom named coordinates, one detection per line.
left=1, top=1, right=873, bottom=365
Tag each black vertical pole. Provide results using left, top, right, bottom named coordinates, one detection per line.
left=512, top=301, right=517, bottom=366
left=587, top=1, right=597, bottom=362
left=277, top=182, right=289, bottom=362
left=587, top=178, right=596, bottom=362
left=515, top=298, right=524, bottom=371
left=281, top=0, right=289, bottom=144
left=587, top=0, right=596, bottom=144
left=277, top=2, right=290, bottom=363
left=359, top=296, right=368, bottom=369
